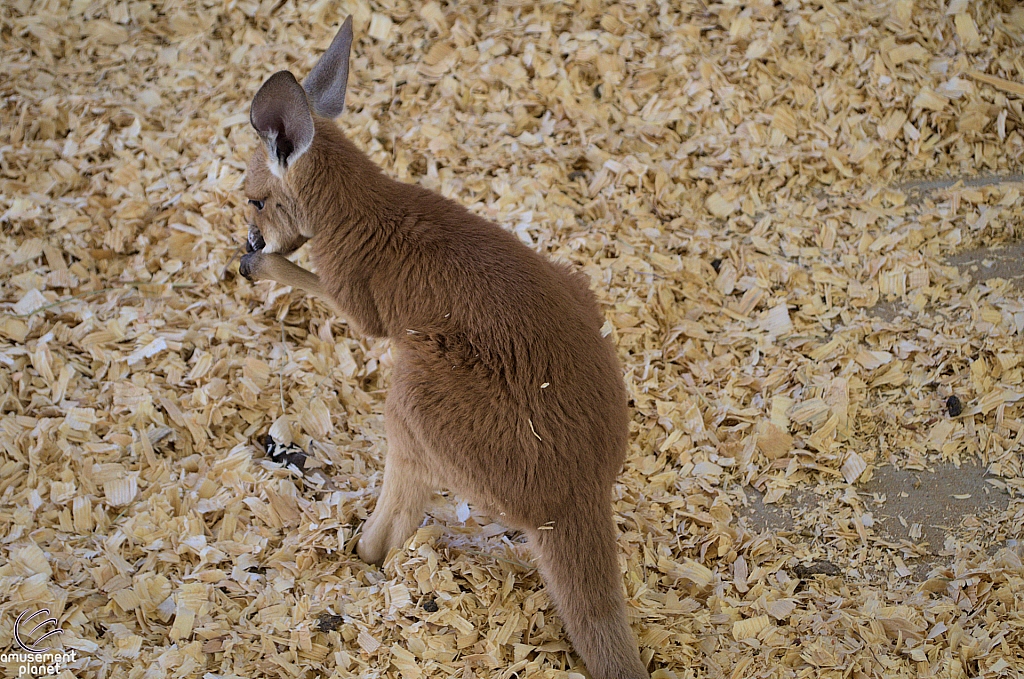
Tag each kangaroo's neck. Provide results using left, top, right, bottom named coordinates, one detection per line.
left=305, top=121, right=414, bottom=337
left=303, top=120, right=397, bottom=231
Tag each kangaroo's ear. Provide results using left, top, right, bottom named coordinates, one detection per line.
left=303, top=15, right=353, bottom=119
left=250, top=70, right=314, bottom=176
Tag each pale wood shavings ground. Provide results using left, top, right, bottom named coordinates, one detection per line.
left=3, top=1, right=1024, bottom=678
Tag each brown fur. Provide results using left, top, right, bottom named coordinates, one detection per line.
left=238, top=19, right=648, bottom=679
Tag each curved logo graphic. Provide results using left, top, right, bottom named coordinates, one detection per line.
left=14, top=609, right=64, bottom=653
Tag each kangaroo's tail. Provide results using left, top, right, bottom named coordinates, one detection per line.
left=531, top=507, right=648, bottom=679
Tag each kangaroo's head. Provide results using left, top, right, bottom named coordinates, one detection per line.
left=244, top=16, right=353, bottom=255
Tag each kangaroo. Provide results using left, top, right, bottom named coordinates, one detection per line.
left=237, top=15, right=648, bottom=679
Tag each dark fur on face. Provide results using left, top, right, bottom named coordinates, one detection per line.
left=236, top=15, right=649, bottom=679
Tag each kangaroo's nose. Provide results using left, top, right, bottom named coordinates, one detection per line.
left=246, top=224, right=266, bottom=253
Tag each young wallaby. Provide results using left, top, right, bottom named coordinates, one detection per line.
left=238, top=16, right=648, bottom=679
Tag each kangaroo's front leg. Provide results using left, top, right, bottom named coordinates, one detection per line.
left=239, top=251, right=341, bottom=314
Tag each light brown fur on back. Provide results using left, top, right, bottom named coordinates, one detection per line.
left=238, top=18, right=649, bottom=679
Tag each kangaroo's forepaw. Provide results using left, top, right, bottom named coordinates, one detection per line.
left=239, top=251, right=263, bottom=282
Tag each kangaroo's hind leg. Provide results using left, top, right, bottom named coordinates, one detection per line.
left=530, top=504, right=648, bottom=679
left=357, top=407, right=435, bottom=566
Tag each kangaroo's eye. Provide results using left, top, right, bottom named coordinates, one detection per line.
left=249, top=199, right=265, bottom=211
